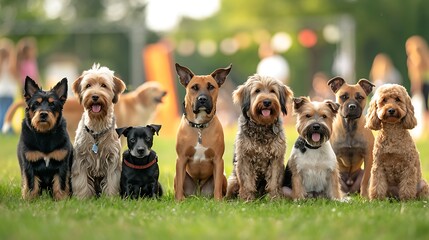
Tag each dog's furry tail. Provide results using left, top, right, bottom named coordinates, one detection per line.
left=2, top=100, right=25, bottom=134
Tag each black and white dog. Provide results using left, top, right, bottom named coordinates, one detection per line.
left=116, top=125, right=163, bottom=199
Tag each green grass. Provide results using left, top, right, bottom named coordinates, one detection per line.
left=1, top=125, right=429, bottom=240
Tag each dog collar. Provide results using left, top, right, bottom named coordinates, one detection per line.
left=124, top=157, right=158, bottom=170
left=295, top=137, right=321, bottom=153
left=85, top=118, right=115, bottom=154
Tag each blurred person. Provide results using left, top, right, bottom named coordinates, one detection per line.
left=309, top=72, right=335, bottom=101
left=16, top=37, right=40, bottom=85
left=256, top=41, right=289, bottom=84
left=369, top=53, right=402, bottom=88
left=0, top=38, right=19, bottom=131
left=405, top=35, right=429, bottom=137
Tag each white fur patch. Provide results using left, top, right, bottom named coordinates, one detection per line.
left=293, top=141, right=337, bottom=192
left=193, top=142, right=208, bottom=162
left=44, top=157, right=50, bottom=167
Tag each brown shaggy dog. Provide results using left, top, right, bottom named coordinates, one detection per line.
left=71, top=64, right=126, bottom=199
left=226, top=74, right=293, bottom=200
left=366, top=84, right=429, bottom=200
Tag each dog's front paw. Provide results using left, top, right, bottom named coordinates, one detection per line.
left=239, top=190, right=255, bottom=201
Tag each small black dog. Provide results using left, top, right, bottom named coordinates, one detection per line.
left=116, top=124, right=163, bottom=199
left=18, top=76, right=73, bottom=200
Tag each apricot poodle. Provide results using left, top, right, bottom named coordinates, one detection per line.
left=366, top=84, right=429, bottom=200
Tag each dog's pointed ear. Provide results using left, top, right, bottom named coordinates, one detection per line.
left=401, top=87, right=417, bottom=129
left=365, top=96, right=381, bottom=130
left=116, top=126, right=132, bottom=138
left=51, top=78, right=68, bottom=104
left=147, top=124, right=162, bottom=136
left=233, top=83, right=250, bottom=118
left=327, top=76, right=345, bottom=94
left=210, top=64, right=232, bottom=87
left=293, top=96, right=310, bottom=112
left=175, top=63, right=194, bottom=87
left=112, top=76, right=126, bottom=104
left=24, top=76, right=40, bottom=101
left=72, top=75, right=83, bottom=103
left=279, top=84, right=293, bottom=116
left=358, top=79, right=375, bottom=96
left=325, top=100, right=340, bottom=114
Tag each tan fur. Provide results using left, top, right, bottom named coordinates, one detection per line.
left=52, top=174, right=70, bottom=201
left=174, top=63, right=230, bottom=201
left=71, top=64, right=126, bottom=199
left=366, top=84, right=429, bottom=200
left=22, top=174, right=40, bottom=200
left=286, top=97, right=342, bottom=200
left=2, top=82, right=166, bottom=140
left=226, top=74, right=293, bottom=201
left=328, top=77, right=375, bottom=198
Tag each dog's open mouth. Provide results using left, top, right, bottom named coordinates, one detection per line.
left=91, top=104, right=102, bottom=113
left=311, top=132, right=321, bottom=142
left=261, top=108, right=271, bottom=117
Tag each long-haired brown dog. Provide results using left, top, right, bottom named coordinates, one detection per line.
left=18, top=76, right=73, bottom=200
left=282, top=97, right=342, bottom=200
left=226, top=74, right=293, bottom=200
left=71, top=64, right=126, bottom=199
left=366, top=84, right=429, bottom=200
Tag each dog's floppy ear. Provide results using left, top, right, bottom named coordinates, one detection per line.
left=233, top=83, right=250, bottom=118
left=358, top=79, right=375, bottom=96
left=24, top=76, right=41, bottom=101
left=279, top=84, right=293, bottom=116
left=327, top=76, right=345, bottom=94
left=292, top=96, right=310, bottom=112
left=365, top=96, right=381, bottom=130
left=112, top=76, right=126, bottom=104
left=116, top=126, right=132, bottom=138
left=325, top=100, right=340, bottom=114
left=210, top=64, right=232, bottom=87
left=72, top=75, right=83, bottom=103
left=401, top=88, right=417, bottom=129
left=147, top=124, right=162, bottom=136
left=175, top=63, right=194, bottom=87
left=51, top=78, right=68, bottom=104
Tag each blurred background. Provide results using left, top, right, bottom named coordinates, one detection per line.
left=1, top=0, right=429, bottom=136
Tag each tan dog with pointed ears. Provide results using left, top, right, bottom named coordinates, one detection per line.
left=174, top=63, right=231, bottom=201
left=327, top=77, right=375, bottom=198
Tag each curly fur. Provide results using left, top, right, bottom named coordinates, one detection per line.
left=226, top=74, right=293, bottom=200
left=71, top=64, right=126, bottom=199
left=365, top=84, right=429, bottom=200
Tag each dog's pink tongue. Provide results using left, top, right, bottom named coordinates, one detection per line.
left=312, top=133, right=321, bottom=142
left=262, top=109, right=271, bottom=117
left=92, top=105, right=101, bottom=113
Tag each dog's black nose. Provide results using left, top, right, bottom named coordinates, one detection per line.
left=312, top=124, right=320, bottom=130
left=388, top=108, right=395, bottom=115
left=198, top=95, right=207, bottom=103
left=40, top=112, right=48, bottom=120
left=92, top=95, right=99, bottom=101
left=348, top=104, right=357, bottom=110
left=137, top=148, right=145, bottom=155
left=263, top=99, right=271, bottom=107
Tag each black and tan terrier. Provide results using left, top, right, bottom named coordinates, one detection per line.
left=17, top=76, right=73, bottom=200
left=116, top=124, right=163, bottom=199
left=282, top=97, right=342, bottom=200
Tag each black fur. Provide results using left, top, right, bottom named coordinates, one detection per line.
left=18, top=76, right=73, bottom=200
left=116, top=125, right=163, bottom=199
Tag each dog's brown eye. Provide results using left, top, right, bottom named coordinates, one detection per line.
left=270, top=90, right=276, bottom=93
left=305, top=114, right=311, bottom=118
left=255, top=89, right=260, bottom=93
left=340, top=95, right=348, bottom=100
left=130, top=138, right=136, bottom=143
left=395, top=97, right=401, bottom=102
left=207, top=84, right=214, bottom=91
left=322, top=114, right=327, bottom=118
left=86, top=84, right=91, bottom=88
left=101, top=84, right=107, bottom=88
left=191, top=85, right=199, bottom=91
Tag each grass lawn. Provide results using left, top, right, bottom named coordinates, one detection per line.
left=1, top=123, right=429, bottom=240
